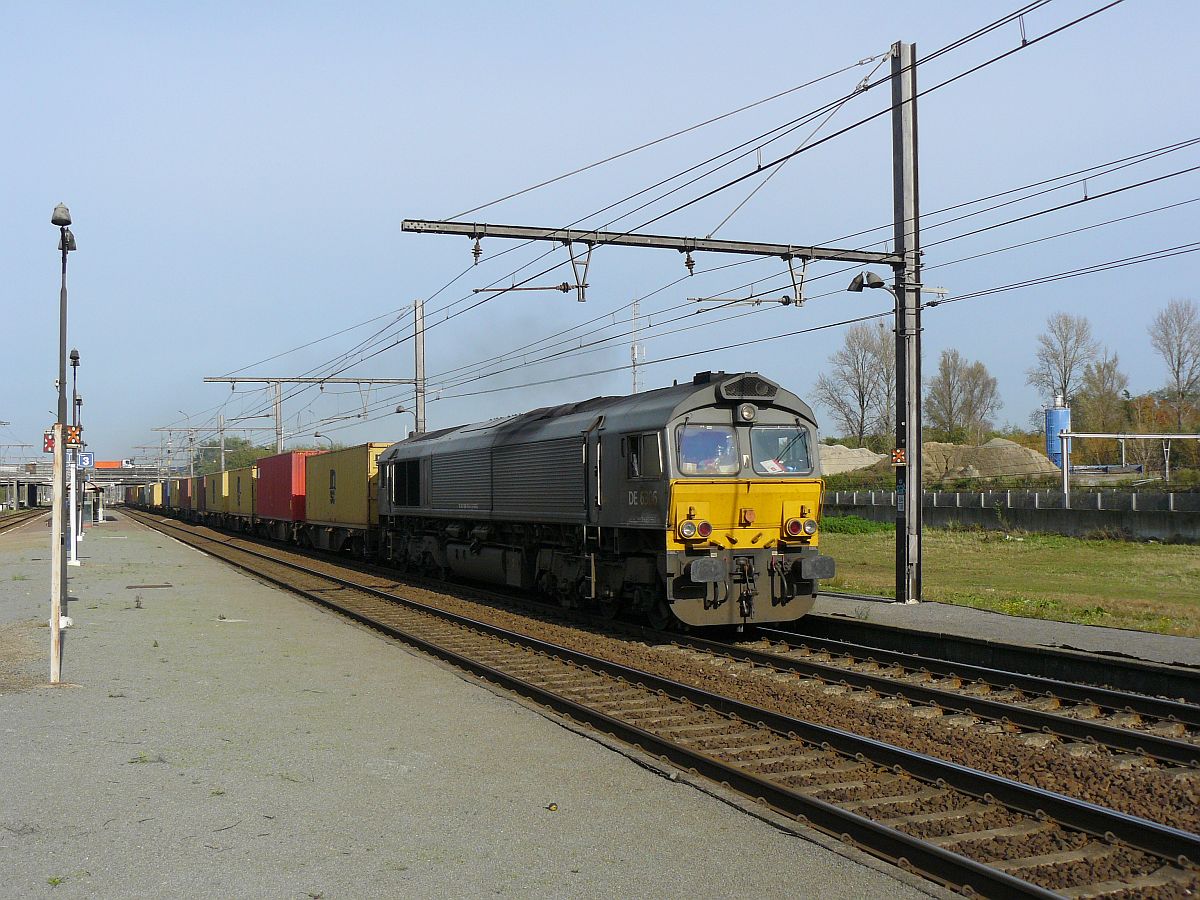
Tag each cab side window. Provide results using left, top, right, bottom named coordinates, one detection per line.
left=625, top=433, right=661, bottom=479
left=390, top=459, right=421, bottom=506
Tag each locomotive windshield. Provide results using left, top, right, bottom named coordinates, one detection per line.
left=676, top=424, right=739, bottom=475
left=749, top=425, right=812, bottom=474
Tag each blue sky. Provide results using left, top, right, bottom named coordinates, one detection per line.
left=3, top=1, right=1198, bottom=465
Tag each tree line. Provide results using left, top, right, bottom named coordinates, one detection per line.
left=815, top=297, right=1200, bottom=468
left=166, top=436, right=341, bottom=476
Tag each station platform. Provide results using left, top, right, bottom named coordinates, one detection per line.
left=813, top=593, right=1200, bottom=668
left=0, top=514, right=934, bottom=899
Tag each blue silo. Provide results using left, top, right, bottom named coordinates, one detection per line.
left=1044, top=396, right=1071, bottom=469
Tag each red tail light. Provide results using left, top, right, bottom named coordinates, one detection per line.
left=785, top=518, right=804, bottom=537
left=696, top=520, right=713, bottom=539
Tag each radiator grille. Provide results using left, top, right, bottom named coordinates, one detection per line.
left=719, top=375, right=777, bottom=400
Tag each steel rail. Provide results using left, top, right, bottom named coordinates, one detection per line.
left=131, top=511, right=1200, bottom=884
left=797, top=610, right=1200, bottom=705
left=0, top=509, right=47, bottom=534
left=761, top=627, right=1200, bottom=730
left=672, top=631, right=1200, bottom=766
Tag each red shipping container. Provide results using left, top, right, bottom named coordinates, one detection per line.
left=179, top=477, right=192, bottom=510
left=256, top=451, right=322, bottom=522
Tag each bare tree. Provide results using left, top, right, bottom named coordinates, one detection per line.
left=1148, top=298, right=1200, bottom=431
left=814, top=323, right=883, bottom=446
left=868, top=321, right=896, bottom=444
left=1025, top=312, right=1098, bottom=402
left=1075, top=350, right=1129, bottom=432
left=926, top=349, right=1000, bottom=443
left=1074, top=350, right=1129, bottom=464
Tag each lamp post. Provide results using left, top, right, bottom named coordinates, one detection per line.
left=49, top=202, right=77, bottom=683
left=313, top=432, right=334, bottom=449
left=848, top=269, right=921, bottom=605
left=395, top=405, right=416, bottom=438
left=68, top=351, right=81, bottom=566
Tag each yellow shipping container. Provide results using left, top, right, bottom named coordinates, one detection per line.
left=150, top=482, right=163, bottom=507
left=206, top=471, right=229, bottom=513
left=228, top=465, right=257, bottom=517
left=304, top=443, right=389, bottom=528
left=168, top=477, right=185, bottom=509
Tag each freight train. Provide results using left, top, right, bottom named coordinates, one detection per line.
left=128, top=371, right=834, bottom=628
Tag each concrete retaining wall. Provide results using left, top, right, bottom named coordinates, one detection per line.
left=827, top=491, right=1200, bottom=542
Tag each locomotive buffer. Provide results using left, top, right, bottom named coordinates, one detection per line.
left=403, top=42, right=924, bottom=603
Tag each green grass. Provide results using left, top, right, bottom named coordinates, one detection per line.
left=820, top=527, right=1200, bottom=636
left=821, top=514, right=895, bottom=535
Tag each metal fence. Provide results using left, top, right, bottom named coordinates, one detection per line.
left=827, top=490, right=1200, bottom=513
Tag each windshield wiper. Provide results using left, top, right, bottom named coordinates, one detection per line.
left=773, top=431, right=807, bottom=465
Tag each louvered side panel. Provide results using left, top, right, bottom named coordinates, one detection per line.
left=430, top=449, right=492, bottom=510
left=493, top=438, right=585, bottom=522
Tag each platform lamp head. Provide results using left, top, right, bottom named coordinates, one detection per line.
left=846, top=271, right=887, bottom=293
left=53, top=204, right=76, bottom=252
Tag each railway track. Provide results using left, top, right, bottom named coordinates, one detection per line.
left=129, top=510, right=1200, bottom=898
left=669, top=630, right=1200, bottom=768
left=800, top=609, right=1200, bottom=704
left=0, top=508, right=47, bottom=535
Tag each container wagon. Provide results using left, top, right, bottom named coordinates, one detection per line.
left=302, top=443, right=389, bottom=554
left=226, top=465, right=257, bottom=531
left=255, top=450, right=322, bottom=541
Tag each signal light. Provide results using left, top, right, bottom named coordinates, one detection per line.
left=696, top=520, right=712, bottom=539
left=785, top=518, right=803, bottom=537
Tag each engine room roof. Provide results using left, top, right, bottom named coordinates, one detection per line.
left=379, top=372, right=816, bottom=462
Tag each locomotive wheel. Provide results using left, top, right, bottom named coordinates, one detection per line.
left=596, top=598, right=621, bottom=620
left=647, top=598, right=673, bottom=631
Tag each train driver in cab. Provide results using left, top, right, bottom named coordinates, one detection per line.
left=677, top=424, right=740, bottom=475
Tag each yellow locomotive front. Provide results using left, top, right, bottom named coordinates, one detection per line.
left=662, top=393, right=835, bottom=628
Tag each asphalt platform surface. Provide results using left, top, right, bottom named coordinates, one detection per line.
left=813, top=593, right=1200, bottom=668
left=0, top=513, right=935, bottom=900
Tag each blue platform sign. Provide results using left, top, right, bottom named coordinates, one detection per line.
left=77, top=452, right=94, bottom=469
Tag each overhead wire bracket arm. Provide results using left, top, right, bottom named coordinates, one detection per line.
left=401, top=219, right=902, bottom=266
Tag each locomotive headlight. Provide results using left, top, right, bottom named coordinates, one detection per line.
left=737, top=402, right=757, bottom=423
left=785, top=518, right=817, bottom=538
left=679, top=520, right=698, bottom=539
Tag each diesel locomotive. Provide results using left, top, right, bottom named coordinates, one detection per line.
left=377, top=371, right=834, bottom=628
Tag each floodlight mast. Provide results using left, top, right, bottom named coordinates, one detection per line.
left=401, top=41, right=923, bottom=604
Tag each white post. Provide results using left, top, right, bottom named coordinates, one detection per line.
left=414, top=297, right=426, bottom=435
left=68, top=451, right=80, bottom=566
left=49, top=423, right=64, bottom=683
left=273, top=381, right=284, bottom=454
left=1060, top=431, right=1070, bottom=509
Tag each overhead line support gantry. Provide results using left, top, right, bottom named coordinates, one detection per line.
left=402, top=41, right=924, bottom=604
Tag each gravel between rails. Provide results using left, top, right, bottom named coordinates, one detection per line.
left=138, top=515, right=1200, bottom=834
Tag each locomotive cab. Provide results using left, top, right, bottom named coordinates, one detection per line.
left=660, top=372, right=835, bottom=627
